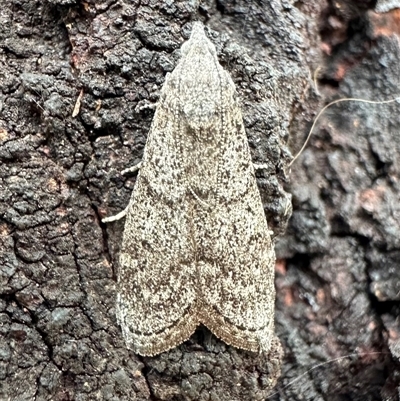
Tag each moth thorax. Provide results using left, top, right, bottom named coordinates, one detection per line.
left=183, top=97, right=221, bottom=132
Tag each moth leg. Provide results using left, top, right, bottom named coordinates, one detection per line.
left=102, top=162, right=142, bottom=223
left=102, top=200, right=133, bottom=223
left=121, top=161, right=142, bottom=175
left=253, top=163, right=269, bottom=170
left=284, top=195, right=292, bottom=216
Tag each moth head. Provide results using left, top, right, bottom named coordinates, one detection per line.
left=179, top=22, right=224, bottom=130
left=181, top=22, right=217, bottom=59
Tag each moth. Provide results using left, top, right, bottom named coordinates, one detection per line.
left=103, top=22, right=276, bottom=356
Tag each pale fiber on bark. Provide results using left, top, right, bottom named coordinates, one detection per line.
left=103, top=22, right=276, bottom=356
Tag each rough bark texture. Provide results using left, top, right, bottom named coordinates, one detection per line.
left=275, top=1, right=400, bottom=400
left=0, top=0, right=398, bottom=400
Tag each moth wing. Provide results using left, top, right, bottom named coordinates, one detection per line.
left=116, top=76, right=198, bottom=356
left=198, top=184, right=275, bottom=353
left=197, top=80, right=276, bottom=353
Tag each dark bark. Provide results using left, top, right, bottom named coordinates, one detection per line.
left=0, top=0, right=398, bottom=400
left=275, top=2, right=400, bottom=400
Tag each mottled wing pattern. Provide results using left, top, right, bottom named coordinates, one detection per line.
left=178, top=25, right=276, bottom=353
left=116, top=73, right=198, bottom=356
left=196, top=75, right=275, bottom=352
